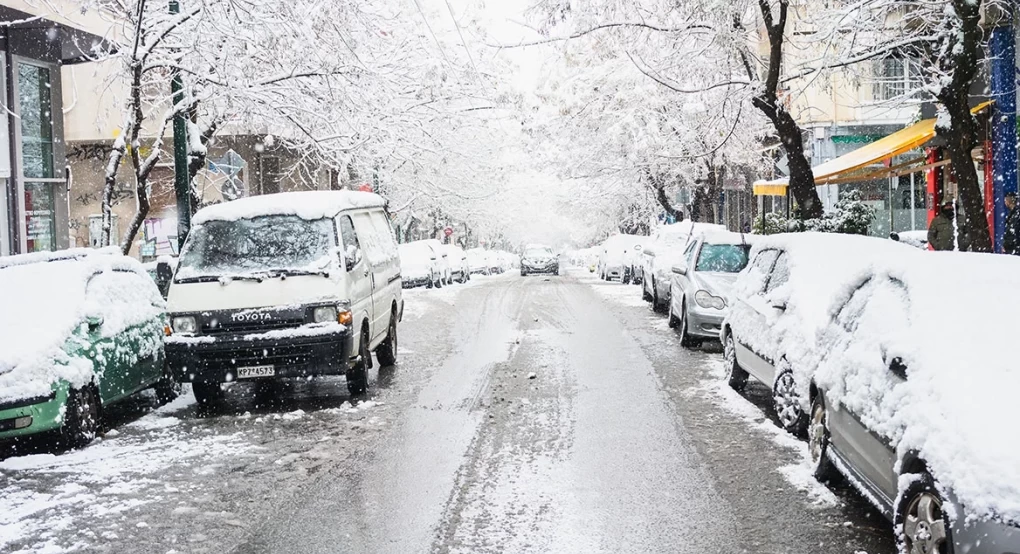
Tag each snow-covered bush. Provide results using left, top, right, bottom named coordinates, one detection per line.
left=752, top=212, right=789, bottom=235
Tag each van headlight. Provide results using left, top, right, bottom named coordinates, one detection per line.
left=313, top=306, right=338, bottom=323
left=172, top=315, right=197, bottom=334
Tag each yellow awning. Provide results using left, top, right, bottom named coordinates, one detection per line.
left=752, top=101, right=995, bottom=196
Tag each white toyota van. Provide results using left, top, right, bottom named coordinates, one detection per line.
left=162, top=191, right=402, bottom=403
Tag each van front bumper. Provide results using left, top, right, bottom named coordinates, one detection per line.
left=166, top=325, right=353, bottom=384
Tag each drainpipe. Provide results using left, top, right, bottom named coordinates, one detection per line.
left=989, top=8, right=1017, bottom=252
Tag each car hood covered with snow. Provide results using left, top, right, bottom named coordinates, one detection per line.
left=813, top=251, right=1020, bottom=523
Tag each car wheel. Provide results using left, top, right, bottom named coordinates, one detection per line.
left=678, top=301, right=701, bottom=348
left=376, top=311, right=398, bottom=366
left=426, top=272, right=434, bottom=289
left=808, top=394, right=836, bottom=481
left=667, top=301, right=680, bottom=328
left=347, top=327, right=370, bottom=395
left=193, top=381, right=225, bottom=406
left=896, top=473, right=951, bottom=554
left=652, top=283, right=665, bottom=313
left=154, top=376, right=182, bottom=405
left=773, top=369, right=808, bottom=436
left=60, top=385, right=100, bottom=448
left=723, top=332, right=748, bottom=391
left=521, top=269, right=528, bottom=277
left=642, top=281, right=652, bottom=302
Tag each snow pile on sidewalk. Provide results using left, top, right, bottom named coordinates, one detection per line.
left=0, top=249, right=164, bottom=402
left=727, top=233, right=917, bottom=409
left=813, top=251, right=1020, bottom=523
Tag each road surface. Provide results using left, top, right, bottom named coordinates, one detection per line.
left=0, top=270, right=896, bottom=554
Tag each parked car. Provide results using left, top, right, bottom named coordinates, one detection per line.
left=597, top=234, right=644, bottom=282
left=0, top=248, right=175, bottom=448
left=487, top=250, right=503, bottom=274
left=721, top=233, right=913, bottom=435
left=422, top=239, right=453, bottom=285
left=807, top=252, right=1020, bottom=554
left=399, top=242, right=441, bottom=288
left=667, top=231, right=752, bottom=347
left=892, top=230, right=929, bottom=250
left=466, top=248, right=491, bottom=275
left=642, top=222, right=725, bottom=311
left=520, top=244, right=559, bottom=276
left=164, top=191, right=402, bottom=401
left=440, top=244, right=470, bottom=283
left=624, top=236, right=650, bottom=284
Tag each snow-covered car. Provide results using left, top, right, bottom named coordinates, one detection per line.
left=520, top=244, right=559, bottom=276
left=440, top=244, right=470, bottom=283
left=466, top=248, right=491, bottom=275
left=164, top=191, right=402, bottom=400
left=807, top=252, right=1020, bottom=554
left=597, top=234, right=644, bottom=282
left=399, top=242, right=441, bottom=288
left=486, top=250, right=504, bottom=274
left=422, top=239, right=452, bottom=285
left=642, top=222, right=726, bottom=311
left=721, top=233, right=914, bottom=435
left=667, top=231, right=752, bottom=347
left=893, top=229, right=929, bottom=250
left=624, top=236, right=649, bottom=284
left=0, top=248, right=175, bottom=448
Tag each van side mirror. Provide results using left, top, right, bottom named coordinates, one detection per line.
left=155, top=261, right=173, bottom=298
left=889, top=356, right=907, bottom=379
left=86, top=313, right=104, bottom=331
left=344, top=244, right=362, bottom=271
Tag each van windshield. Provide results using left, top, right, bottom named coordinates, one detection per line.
left=176, top=215, right=334, bottom=280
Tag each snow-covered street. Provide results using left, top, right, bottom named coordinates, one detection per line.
left=2, top=271, right=896, bottom=553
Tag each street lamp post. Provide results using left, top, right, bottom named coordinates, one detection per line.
left=169, top=0, right=191, bottom=252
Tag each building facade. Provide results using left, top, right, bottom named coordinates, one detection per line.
left=0, top=2, right=106, bottom=256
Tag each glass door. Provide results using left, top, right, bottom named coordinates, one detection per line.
left=17, top=61, right=57, bottom=252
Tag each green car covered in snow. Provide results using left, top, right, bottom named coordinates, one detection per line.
left=0, top=248, right=177, bottom=448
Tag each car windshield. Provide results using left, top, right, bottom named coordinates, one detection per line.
left=525, top=247, right=552, bottom=258
left=695, top=244, right=751, bottom=273
left=176, top=215, right=334, bottom=279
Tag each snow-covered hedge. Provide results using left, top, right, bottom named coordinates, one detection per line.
left=755, top=190, right=876, bottom=236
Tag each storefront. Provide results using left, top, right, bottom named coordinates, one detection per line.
left=0, top=7, right=103, bottom=256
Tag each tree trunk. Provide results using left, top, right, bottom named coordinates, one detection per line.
left=100, top=147, right=125, bottom=247
left=120, top=178, right=150, bottom=255
left=935, top=0, right=990, bottom=252
left=746, top=0, right=823, bottom=220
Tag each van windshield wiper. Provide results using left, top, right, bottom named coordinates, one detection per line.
left=263, top=268, right=331, bottom=278
left=175, top=274, right=266, bottom=284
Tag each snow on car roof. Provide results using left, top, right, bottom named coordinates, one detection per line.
left=696, top=230, right=754, bottom=246
left=192, top=190, right=386, bottom=225
left=0, top=249, right=160, bottom=402
left=817, top=251, right=1020, bottom=521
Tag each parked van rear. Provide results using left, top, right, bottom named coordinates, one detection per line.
left=163, top=191, right=402, bottom=403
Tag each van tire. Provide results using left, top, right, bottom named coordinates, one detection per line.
left=376, top=312, right=398, bottom=366
left=347, top=328, right=370, bottom=395
left=193, top=381, right=224, bottom=405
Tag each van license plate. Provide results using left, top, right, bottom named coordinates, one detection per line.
left=237, top=365, right=275, bottom=379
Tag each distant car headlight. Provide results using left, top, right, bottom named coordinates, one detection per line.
left=695, top=290, right=726, bottom=310
left=172, top=315, right=197, bottom=334
left=313, top=306, right=338, bottom=323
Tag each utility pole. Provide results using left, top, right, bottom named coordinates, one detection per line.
left=169, top=0, right=191, bottom=251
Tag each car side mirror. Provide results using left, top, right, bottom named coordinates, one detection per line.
left=672, top=263, right=688, bottom=275
left=86, top=313, right=104, bottom=331
left=889, top=356, right=908, bottom=379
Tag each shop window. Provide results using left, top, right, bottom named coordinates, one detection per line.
left=24, top=181, right=54, bottom=252
left=18, top=63, right=54, bottom=179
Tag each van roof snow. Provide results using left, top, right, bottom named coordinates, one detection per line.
left=192, top=191, right=387, bottom=225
